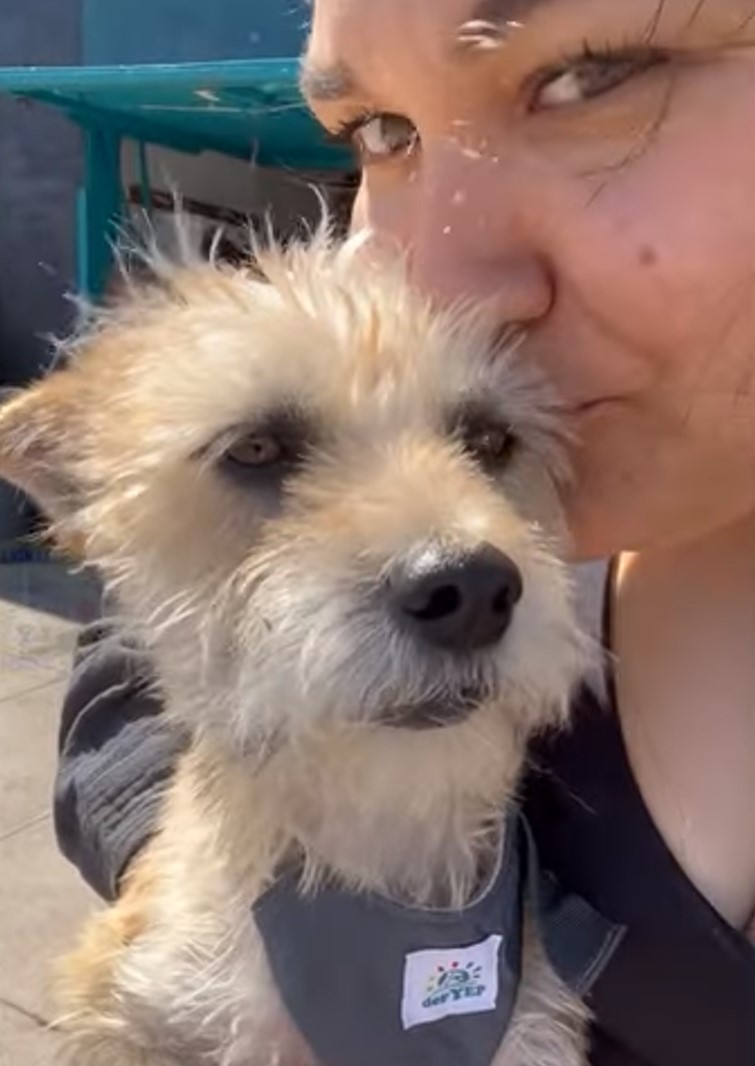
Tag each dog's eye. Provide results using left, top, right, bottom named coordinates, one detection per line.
left=224, top=433, right=284, bottom=468
left=451, top=409, right=518, bottom=473
left=463, top=424, right=516, bottom=468
left=213, top=407, right=315, bottom=478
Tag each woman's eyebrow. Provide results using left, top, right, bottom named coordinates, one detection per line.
left=300, top=0, right=556, bottom=103
left=299, top=58, right=361, bottom=104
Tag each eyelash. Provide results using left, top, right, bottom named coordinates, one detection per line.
left=328, top=40, right=669, bottom=159
left=530, top=39, right=668, bottom=111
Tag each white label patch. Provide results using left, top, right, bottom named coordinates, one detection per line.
left=400, top=935, right=502, bottom=1030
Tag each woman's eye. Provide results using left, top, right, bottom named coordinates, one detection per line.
left=531, top=49, right=667, bottom=112
left=348, top=113, right=418, bottom=163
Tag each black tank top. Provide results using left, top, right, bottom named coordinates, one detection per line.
left=523, top=565, right=755, bottom=1066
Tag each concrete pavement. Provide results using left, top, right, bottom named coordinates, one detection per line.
left=0, top=560, right=102, bottom=1065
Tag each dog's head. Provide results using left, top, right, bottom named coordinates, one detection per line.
left=0, top=236, right=590, bottom=762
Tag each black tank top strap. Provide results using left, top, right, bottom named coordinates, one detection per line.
left=523, top=559, right=755, bottom=1066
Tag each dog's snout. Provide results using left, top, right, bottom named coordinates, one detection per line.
left=389, top=542, right=523, bottom=652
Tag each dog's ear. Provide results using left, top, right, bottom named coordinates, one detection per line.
left=0, top=372, right=83, bottom=527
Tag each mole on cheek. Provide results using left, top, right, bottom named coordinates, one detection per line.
left=638, top=245, right=658, bottom=267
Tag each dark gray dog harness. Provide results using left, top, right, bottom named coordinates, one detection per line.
left=253, top=810, right=625, bottom=1066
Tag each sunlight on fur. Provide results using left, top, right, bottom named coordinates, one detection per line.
left=0, top=220, right=595, bottom=1066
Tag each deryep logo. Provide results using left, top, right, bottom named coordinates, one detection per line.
left=401, top=935, right=501, bottom=1029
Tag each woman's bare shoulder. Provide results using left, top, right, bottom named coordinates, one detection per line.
left=612, top=520, right=755, bottom=935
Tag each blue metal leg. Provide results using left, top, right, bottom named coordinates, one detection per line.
left=76, top=126, right=123, bottom=299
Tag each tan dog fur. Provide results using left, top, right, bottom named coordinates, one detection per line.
left=0, top=230, right=593, bottom=1066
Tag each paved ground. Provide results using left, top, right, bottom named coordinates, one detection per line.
left=0, top=559, right=103, bottom=1065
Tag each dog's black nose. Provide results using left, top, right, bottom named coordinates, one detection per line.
left=389, top=542, right=523, bottom=652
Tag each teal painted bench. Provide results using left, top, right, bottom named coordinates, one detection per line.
left=0, top=2, right=352, bottom=297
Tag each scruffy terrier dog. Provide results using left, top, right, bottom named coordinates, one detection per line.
left=0, top=232, right=601, bottom=1066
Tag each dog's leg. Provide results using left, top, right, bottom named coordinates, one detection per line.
left=56, top=1034, right=177, bottom=1066
left=494, top=919, right=589, bottom=1066
left=53, top=755, right=316, bottom=1066
left=53, top=849, right=163, bottom=1066
left=55, top=845, right=314, bottom=1066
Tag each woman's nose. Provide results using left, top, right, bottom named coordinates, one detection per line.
left=405, top=145, right=554, bottom=325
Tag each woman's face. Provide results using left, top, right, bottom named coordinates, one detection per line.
left=304, top=0, right=755, bottom=559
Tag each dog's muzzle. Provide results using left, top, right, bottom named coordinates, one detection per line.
left=373, top=541, right=522, bottom=731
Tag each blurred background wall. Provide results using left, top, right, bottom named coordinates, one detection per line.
left=0, top=0, right=83, bottom=387
left=0, top=0, right=82, bottom=540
